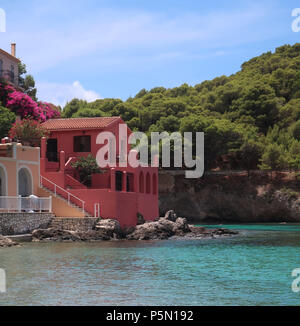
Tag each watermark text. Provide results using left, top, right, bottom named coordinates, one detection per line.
left=0, top=268, right=6, bottom=293
left=292, top=268, right=300, bottom=293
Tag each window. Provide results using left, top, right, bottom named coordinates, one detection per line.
left=0, top=60, right=2, bottom=76
left=115, top=171, right=123, bottom=192
left=146, top=173, right=151, bottom=194
left=74, top=136, right=91, bottom=152
left=139, top=172, right=144, bottom=193
left=11, top=65, right=14, bottom=82
left=127, top=173, right=134, bottom=192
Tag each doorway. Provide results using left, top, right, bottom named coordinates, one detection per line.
left=47, top=139, right=58, bottom=162
left=18, top=168, right=32, bottom=197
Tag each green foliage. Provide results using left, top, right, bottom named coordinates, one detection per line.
left=62, top=42, right=300, bottom=171
left=259, top=143, right=287, bottom=171
left=18, top=62, right=38, bottom=101
left=239, top=141, right=264, bottom=176
left=8, top=118, right=48, bottom=147
left=0, top=104, right=16, bottom=139
left=71, top=155, right=103, bottom=187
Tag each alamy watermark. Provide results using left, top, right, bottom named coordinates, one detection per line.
left=292, top=8, right=300, bottom=32
left=0, top=8, right=6, bottom=33
left=96, top=125, right=204, bottom=179
left=0, top=268, right=6, bottom=293
left=292, top=268, right=300, bottom=293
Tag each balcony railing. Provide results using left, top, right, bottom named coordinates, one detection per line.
left=0, top=70, right=18, bottom=85
left=0, top=196, right=52, bottom=213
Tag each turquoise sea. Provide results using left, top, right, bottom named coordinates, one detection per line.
left=0, top=224, right=300, bottom=306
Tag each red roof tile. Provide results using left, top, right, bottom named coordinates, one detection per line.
left=41, top=117, right=121, bottom=131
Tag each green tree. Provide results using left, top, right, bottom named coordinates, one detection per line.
left=239, top=141, right=263, bottom=177
left=71, top=155, right=103, bottom=187
left=18, top=62, right=37, bottom=101
left=0, top=105, right=16, bottom=139
left=62, top=99, right=87, bottom=118
left=259, top=143, right=287, bottom=174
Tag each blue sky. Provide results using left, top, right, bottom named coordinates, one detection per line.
left=0, top=0, right=299, bottom=106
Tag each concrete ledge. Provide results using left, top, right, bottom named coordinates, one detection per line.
left=6, top=234, right=33, bottom=242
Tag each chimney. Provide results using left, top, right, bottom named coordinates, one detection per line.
left=11, top=43, right=16, bottom=57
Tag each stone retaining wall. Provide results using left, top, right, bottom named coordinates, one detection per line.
left=0, top=213, right=54, bottom=235
left=49, top=217, right=100, bottom=232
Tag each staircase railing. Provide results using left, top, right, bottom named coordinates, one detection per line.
left=40, top=175, right=85, bottom=213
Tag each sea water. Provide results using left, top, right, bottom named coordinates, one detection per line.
left=0, top=224, right=299, bottom=306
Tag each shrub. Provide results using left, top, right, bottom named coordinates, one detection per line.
left=71, top=155, right=103, bottom=187
left=9, top=118, right=49, bottom=146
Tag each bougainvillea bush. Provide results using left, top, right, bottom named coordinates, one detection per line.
left=0, top=82, right=60, bottom=122
left=9, top=118, right=49, bottom=146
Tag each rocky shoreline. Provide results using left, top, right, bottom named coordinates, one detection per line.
left=0, top=235, right=19, bottom=248
left=0, top=211, right=238, bottom=247
left=31, top=211, right=238, bottom=243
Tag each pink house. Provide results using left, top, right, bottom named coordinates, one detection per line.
left=40, top=117, right=159, bottom=227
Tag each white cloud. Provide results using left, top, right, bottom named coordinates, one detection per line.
left=36, top=80, right=101, bottom=107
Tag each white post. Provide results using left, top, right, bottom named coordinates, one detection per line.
left=18, top=195, right=21, bottom=212
left=49, top=196, right=52, bottom=213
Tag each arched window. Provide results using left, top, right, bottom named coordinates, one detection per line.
left=152, top=174, right=157, bottom=195
left=139, top=172, right=144, bottom=193
left=146, top=173, right=151, bottom=194
left=18, top=167, right=33, bottom=197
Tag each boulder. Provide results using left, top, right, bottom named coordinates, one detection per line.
left=127, top=215, right=191, bottom=240
left=164, top=210, right=177, bottom=222
left=32, top=228, right=81, bottom=242
left=0, top=235, right=19, bottom=247
left=126, top=221, right=173, bottom=240
left=94, top=219, right=123, bottom=239
left=174, top=217, right=191, bottom=235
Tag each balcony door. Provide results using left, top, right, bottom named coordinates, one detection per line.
left=47, top=139, right=58, bottom=162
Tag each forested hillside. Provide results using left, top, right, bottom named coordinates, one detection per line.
left=62, top=43, right=300, bottom=171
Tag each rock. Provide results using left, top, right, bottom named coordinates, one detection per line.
left=174, top=217, right=191, bottom=235
left=164, top=210, right=177, bottom=222
left=76, top=230, right=111, bottom=241
left=126, top=221, right=173, bottom=240
left=211, top=228, right=238, bottom=236
left=94, top=219, right=123, bottom=239
left=32, top=228, right=81, bottom=242
left=127, top=216, right=191, bottom=240
left=0, top=235, right=20, bottom=247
